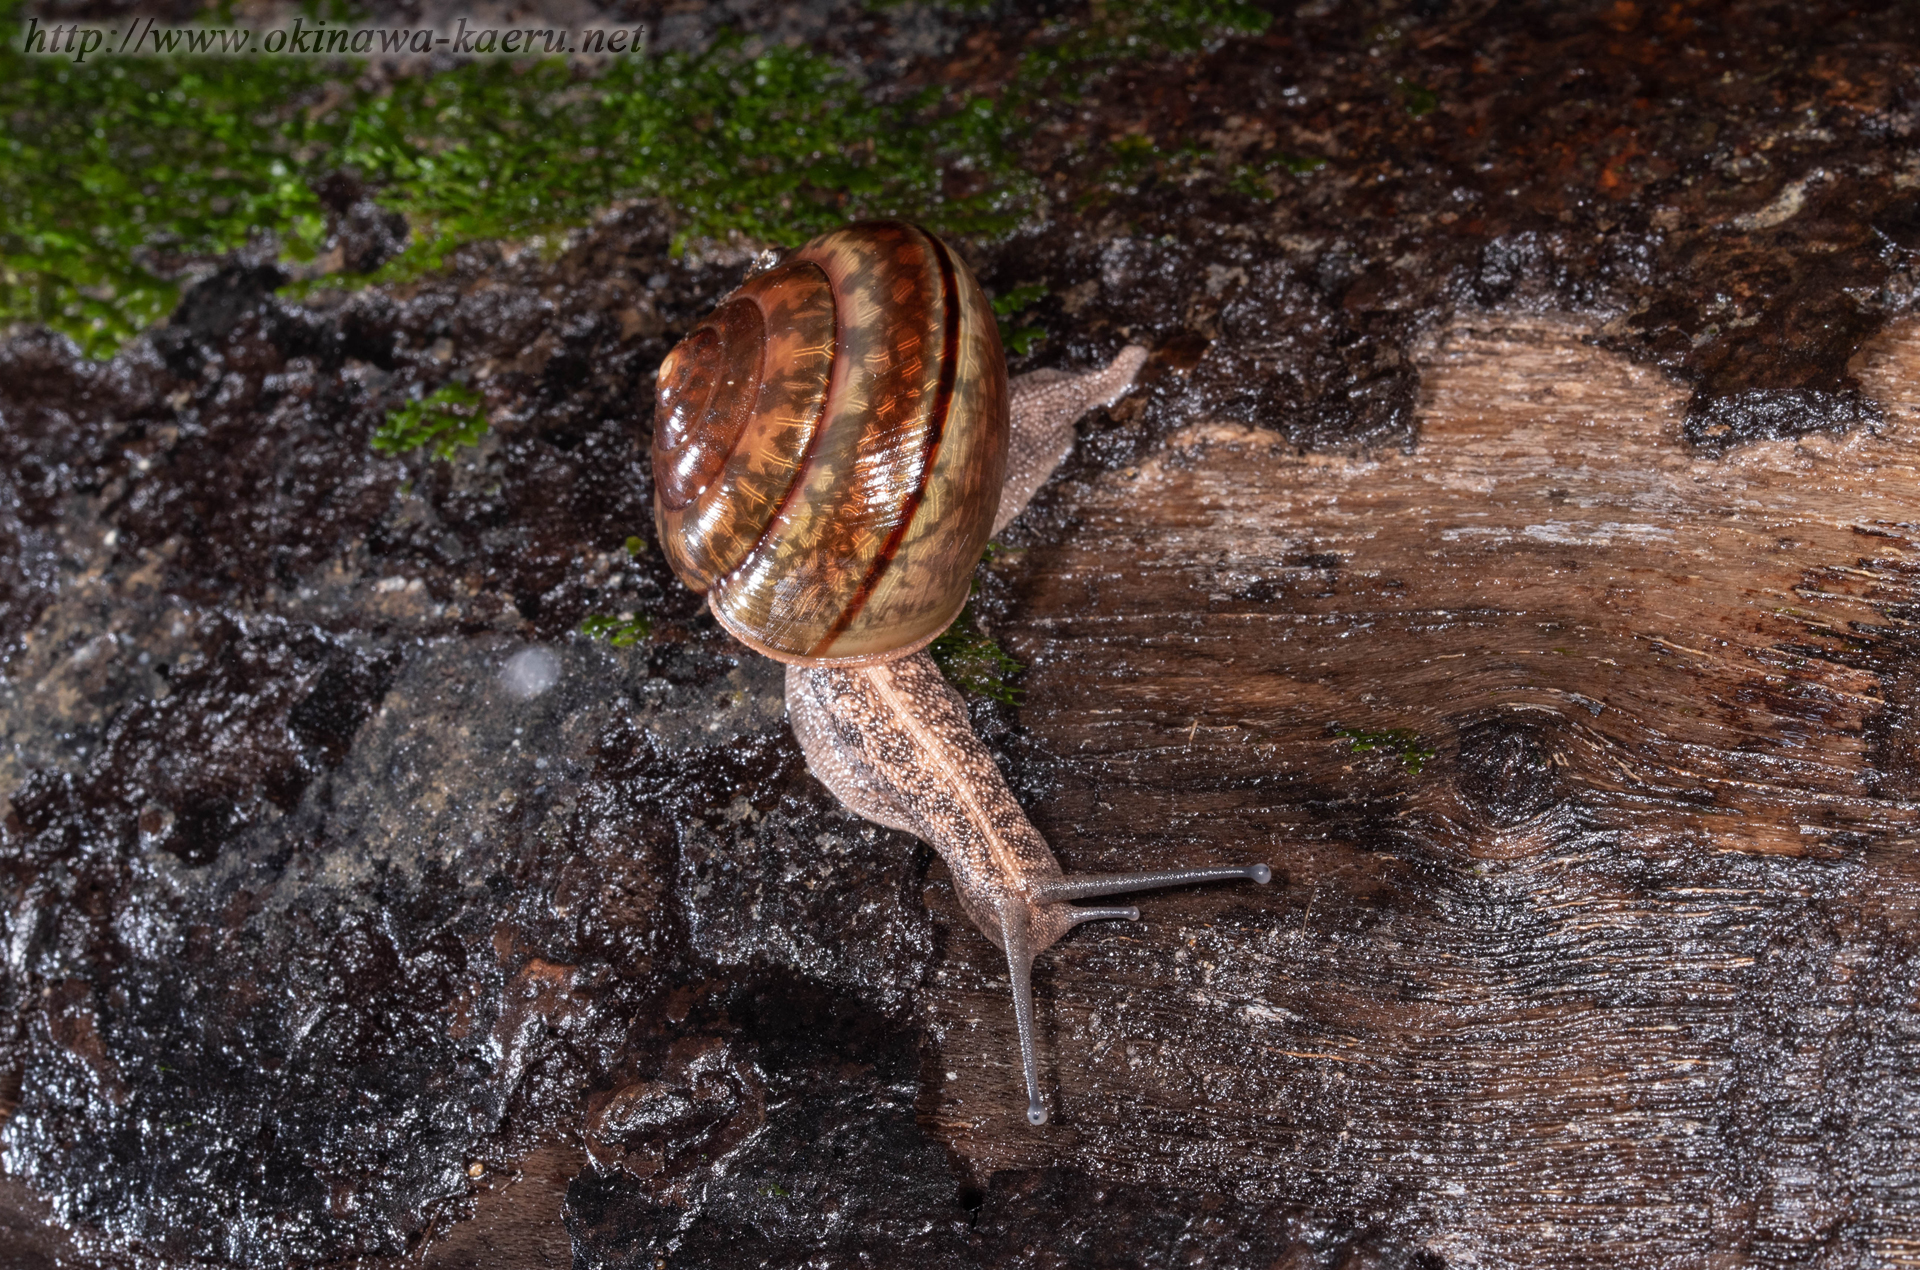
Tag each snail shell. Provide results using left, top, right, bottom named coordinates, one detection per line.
left=651, top=221, right=1008, bottom=667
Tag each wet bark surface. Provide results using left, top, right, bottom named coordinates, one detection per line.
left=2, top=1, right=1918, bottom=1267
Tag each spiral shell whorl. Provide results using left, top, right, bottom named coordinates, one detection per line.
left=652, top=221, right=1008, bottom=667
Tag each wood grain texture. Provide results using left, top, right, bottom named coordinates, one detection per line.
left=920, top=314, right=1920, bottom=1268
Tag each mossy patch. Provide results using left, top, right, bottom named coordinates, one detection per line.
left=1012, top=0, right=1271, bottom=95
left=1227, top=152, right=1327, bottom=199
left=579, top=613, right=651, bottom=647
left=930, top=605, right=1024, bottom=704
left=335, top=37, right=1030, bottom=282
left=1, top=5, right=1029, bottom=355
left=3, top=0, right=1279, bottom=358
left=371, top=383, right=489, bottom=461
left=1395, top=77, right=1439, bottom=117
left=0, top=3, right=347, bottom=355
left=991, top=282, right=1049, bottom=357
left=1336, top=726, right=1436, bottom=777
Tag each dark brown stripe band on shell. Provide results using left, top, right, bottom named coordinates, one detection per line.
left=808, top=227, right=964, bottom=658
left=699, top=221, right=945, bottom=654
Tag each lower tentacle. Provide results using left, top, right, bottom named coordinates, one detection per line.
left=999, top=905, right=1050, bottom=1126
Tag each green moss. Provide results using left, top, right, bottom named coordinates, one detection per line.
left=991, top=282, right=1048, bottom=356
left=579, top=613, right=651, bottom=647
left=990, top=281, right=1047, bottom=314
left=1000, top=325, right=1047, bottom=358
left=867, top=0, right=997, bottom=11
left=1015, top=0, right=1271, bottom=95
left=3, top=0, right=1278, bottom=357
left=1084, top=133, right=1230, bottom=208
left=1227, top=152, right=1327, bottom=199
left=0, top=0, right=348, bottom=355
left=1336, top=726, right=1436, bottom=776
left=1396, top=77, right=1439, bottom=117
left=1, top=4, right=1029, bottom=355
left=371, top=383, right=488, bottom=460
left=339, top=37, right=1030, bottom=279
left=929, top=605, right=1024, bottom=704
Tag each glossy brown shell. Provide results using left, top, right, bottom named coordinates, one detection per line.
left=651, top=221, right=1009, bottom=667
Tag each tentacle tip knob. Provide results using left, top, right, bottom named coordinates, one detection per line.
left=1248, top=864, right=1273, bottom=885
left=1028, top=1101, right=1049, bottom=1126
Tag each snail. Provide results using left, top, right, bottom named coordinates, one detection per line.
left=651, top=220, right=1270, bottom=1125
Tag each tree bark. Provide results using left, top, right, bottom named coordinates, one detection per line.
left=921, top=313, right=1920, bottom=1267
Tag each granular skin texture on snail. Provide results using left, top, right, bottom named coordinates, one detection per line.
left=651, top=220, right=1269, bottom=1126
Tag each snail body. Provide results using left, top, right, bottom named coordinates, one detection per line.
left=652, top=221, right=1268, bottom=1125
